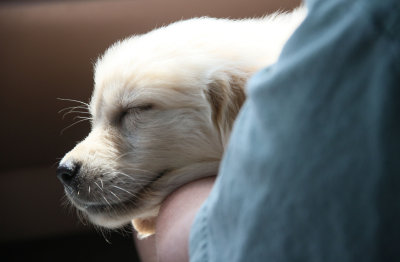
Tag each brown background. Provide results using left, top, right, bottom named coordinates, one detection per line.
left=0, top=0, right=299, bottom=260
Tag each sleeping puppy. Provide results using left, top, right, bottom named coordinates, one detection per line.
left=57, top=7, right=306, bottom=238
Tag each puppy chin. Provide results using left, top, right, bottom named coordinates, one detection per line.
left=85, top=205, right=160, bottom=230
left=87, top=212, right=129, bottom=229
left=87, top=214, right=130, bottom=229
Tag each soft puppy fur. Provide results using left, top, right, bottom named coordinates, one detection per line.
left=58, top=7, right=306, bottom=237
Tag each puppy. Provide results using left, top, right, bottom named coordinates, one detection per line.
left=57, top=7, right=306, bottom=238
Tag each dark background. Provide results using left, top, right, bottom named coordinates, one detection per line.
left=0, top=0, right=299, bottom=260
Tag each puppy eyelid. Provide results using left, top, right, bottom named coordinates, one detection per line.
left=135, top=104, right=153, bottom=111
left=127, top=104, right=153, bottom=112
left=119, top=104, right=153, bottom=123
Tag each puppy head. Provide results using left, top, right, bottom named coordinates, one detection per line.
left=58, top=18, right=251, bottom=234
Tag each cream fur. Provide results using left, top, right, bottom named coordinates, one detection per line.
left=60, top=7, right=306, bottom=237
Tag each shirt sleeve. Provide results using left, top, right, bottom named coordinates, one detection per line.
left=190, top=0, right=400, bottom=261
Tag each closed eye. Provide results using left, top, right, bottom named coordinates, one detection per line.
left=119, top=104, right=153, bottom=124
left=136, top=104, right=153, bottom=111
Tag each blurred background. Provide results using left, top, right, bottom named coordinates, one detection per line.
left=0, top=0, right=299, bottom=260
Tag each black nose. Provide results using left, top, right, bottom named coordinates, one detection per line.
left=56, top=163, right=81, bottom=187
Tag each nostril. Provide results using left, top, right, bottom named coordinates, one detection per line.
left=56, top=163, right=81, bottom=186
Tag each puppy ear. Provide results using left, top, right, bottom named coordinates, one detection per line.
left=132, top=217, right=156, bottom=239
left=205, top=71, right=247, bottom=145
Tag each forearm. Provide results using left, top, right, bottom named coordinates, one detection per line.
left=135, top=176, right=216, bottom=262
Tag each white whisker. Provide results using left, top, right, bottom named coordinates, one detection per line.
left=57, top=97, right=89, bottom=107
left=94, top=182, right=103, bottom=191
left=114, top=172, right=152, bottom=183
left=109, top=191, right=121, bottom=201
left=58, top=105, right=88, bottom=114
left=62, top=109, right=91, bottom=119
left=73, top=116, right=92, bottom=121
left=60, top=118, right=89, bottom=135
left=114, top=152, right=135, bottom=161
left=119, top=167, right=156, bottom=175
left=111, top=185, right=135, bottom=196
left=68, top=111, right=91, bottom=115
left=103, top=196, right=111, bottom=206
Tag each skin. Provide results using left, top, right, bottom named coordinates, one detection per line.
left=134, top=176, right=216, bottom=262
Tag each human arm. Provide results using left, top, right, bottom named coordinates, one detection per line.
left=135, top=176, right=216, bottom=262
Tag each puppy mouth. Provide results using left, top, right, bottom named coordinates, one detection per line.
left=77, top=198, right=135, bottom=214
left=68, top=169, right=170, bottom=215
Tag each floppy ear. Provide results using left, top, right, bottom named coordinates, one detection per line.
left=205, top=70, right=247, bottom=146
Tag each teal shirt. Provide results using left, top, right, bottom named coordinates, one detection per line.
left=190, top=0, right=400, bottom=261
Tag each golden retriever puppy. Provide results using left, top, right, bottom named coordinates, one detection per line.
left=57, top=7, right=306, bottom=237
